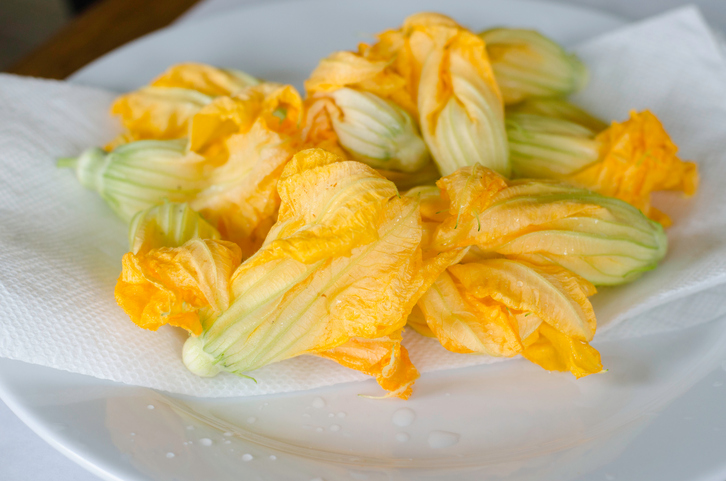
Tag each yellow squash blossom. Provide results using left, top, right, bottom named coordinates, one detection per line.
left=150, top=63, right=259, bottom=96
left=414, top=258, right=602, bottom=378
left=507, top=96, right=607, bottom=132
left=302, top=88, right=430, bottom=173
left=58, top=139, right=213, bottom=222
left=187, top=83, right=304, bottom=257
left=314, top=332, right=419, bottom=399
left=116, top=149, right=423, bottom=398
left=107, top=87, right=214, bottom=149
left=305, top=13, right=508, bottom=177
left=60, top=83, right=302, bottom=257
left=507, top=109, right=698, bottom=226
left=571, top=110, right=698, bottom=226
left=408, top=14, right=509, bottom=176
left=305, top=51, right=416, bottom=115
left=506, top=112, right=601, bottom=179
left=128, top=202, right=221, bottom=255
left=115, top=203, right=242, bottom=336
left=108, top=63, right=260, bottom=148
left=480, top=28, right=588, bottom=104
left=429, top=164, right=667, bottom=286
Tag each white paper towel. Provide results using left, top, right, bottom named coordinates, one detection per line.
left=1, top=6, right=726, bottom=397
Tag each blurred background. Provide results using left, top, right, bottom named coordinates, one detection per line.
left=2, top=0, right=725, bottom=78
left=0, top=0, right=78, bottom=70
left=0, top=0, right=199, bottom=76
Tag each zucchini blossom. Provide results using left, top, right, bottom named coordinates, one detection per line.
left=414, top=259, right=602, bottom=378
left=480, top=28, right=588, bottom=104
left=305, top=13, right=509, bottom=177
left=109, top=63, right=260, bottom=148
left=58, top=139, right=212, bottom=222
left=506, top=112, right=601, bottom=178
left=115, top=149, right=425, bottom=398
left=304, top=88, right=430, bottom=173
left=429, top=164, right=668, bottom=286
left=506, top=109, right=699, bottom=226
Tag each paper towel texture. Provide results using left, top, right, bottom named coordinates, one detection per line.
left=1, top=7, right=726, bottom=397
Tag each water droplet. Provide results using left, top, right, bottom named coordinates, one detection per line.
left=269, top=455, right=277, bottom=461
left=199, top=438, right=213, bottom=447
left=428, top=430, right=460, bottom=449
left=517, top=281, right=524, bottom=287
left=713, top=381, right=723, bottom=387
left=147, top=405, right=155, bottom=410
left=247, top=416, right=257, bottom=424
left=223, top=431, right=233, bottom=437
left=337, top=412, right=347, bottom=418
left=166, top=452, right=175, bottom=459
left=312, top=397, right=326, bottom=408
left=186, top=425, right=194, bottom=430
left=395, top=432, right=410, bottom=442
left=315, top=427, right=324, bottom=433
left=303, top=413, right=311, bottom=418
left=445, top=393, right=450, bottom=397
left=329, top=424, right=341, bottom=432
left=242, top=453, right=254, bottom=461
left=328, top=413, right=334, bottom=418
left=224, top=440, right=231, bottom=445
left=605, top=474, right=615, bottom=480
left=130, top=432, right=135, bottom=436
left=392, top=408, right=416, bottom=427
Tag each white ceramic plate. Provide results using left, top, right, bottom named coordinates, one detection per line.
left=3, top=1, right=726, bottom=480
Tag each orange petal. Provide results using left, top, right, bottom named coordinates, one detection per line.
left=431, top=164, right=509, bottom=250
left=115, top=239, right=242, bottom=335
left=571, top=110, right=698, bottom=225
left=449, top=258, right=596, bottom=341
left=187, top=84, right=304, bottom=256
left=417, top=270, right=524, bottom=356
left=314, top=333, right=420, bottom=399
left=150, top=63, right=258, bottom=97
left=305, top=51, right=416, bottom=116
left=522, top=322, right=603, bottom=378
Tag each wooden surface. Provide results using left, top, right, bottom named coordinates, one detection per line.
left=7, top=0, right=200, bottom=80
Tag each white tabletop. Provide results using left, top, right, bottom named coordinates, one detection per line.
left=2, top=1, right=725, bottom=480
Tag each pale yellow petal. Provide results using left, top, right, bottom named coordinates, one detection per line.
left=449, top=259, right=596, bottom=341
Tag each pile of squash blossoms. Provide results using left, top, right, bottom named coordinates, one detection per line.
left=60, top=13, right=697, bottom=399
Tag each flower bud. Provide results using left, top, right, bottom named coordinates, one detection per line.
left=480, top=28, right=588, bottom=104
left=128, top=202, right=220, bottom=254
left=328, top=88, right=430, bottom=173
left=58, top=139, right=211, bottom=222
left=506, top=112, right=600, bottom=178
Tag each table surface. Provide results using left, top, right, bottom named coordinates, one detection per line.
left=2, top=0, right=726, bottom=479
